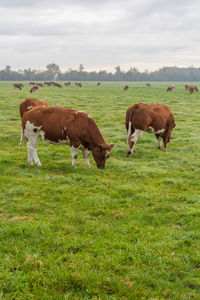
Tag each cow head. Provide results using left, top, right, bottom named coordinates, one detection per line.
left=92, top=143, right=114, bottom=169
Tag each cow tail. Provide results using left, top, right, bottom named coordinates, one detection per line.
left=126, top=106, right=136, bottom=144
left=19, top=127, right=24, bottom=150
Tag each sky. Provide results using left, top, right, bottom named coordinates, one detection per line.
left=0, top=0, right=200, bottom=72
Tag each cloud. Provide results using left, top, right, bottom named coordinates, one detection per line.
left=0, top=0, right=200, bottom=71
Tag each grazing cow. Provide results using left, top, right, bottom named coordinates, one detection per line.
left=20, top=106, right=114, bottom=169
left=189, top=86, right=195, bottom=94
left=126, top=103, right=175, bottom=155
left=44, top=81, right=51, bottom=86
left=19, top=98, right=48, bottom=118
left=185, top=84, right=189, bottom=90
left=30, top=86, right=39, bottom=93
left=167, top=85, right=175, bottom=92
left=29, top=82, right=35, bottom=85
left=13, top=83, right=22, bottom=90
left=36, top=83, right=43, bottom=87
left=54, top=83, right=62, bottom=88
left=49, top=81, right=56, bottom=86
left=124, top=85, right=129, bottom=91
left=97, top=82, right=101, bottom=86
left=188, top=85, right=198, bottom=93
left=64, top=82, right=70, bottom=87
left=75, top=82, right=82, bottom=87
left=146, top=83, right=151, bottom=87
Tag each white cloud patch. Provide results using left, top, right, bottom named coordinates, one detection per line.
left=0, top=0, right=200, bottom=71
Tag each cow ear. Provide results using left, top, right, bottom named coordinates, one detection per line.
left=109, top=144, right=115, bottom=149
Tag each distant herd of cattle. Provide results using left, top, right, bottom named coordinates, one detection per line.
left=13, top=81, right=101, bottom=92
left=19, top=94, right=176, bottom=169
left=13, top=82, right=199, bottom=94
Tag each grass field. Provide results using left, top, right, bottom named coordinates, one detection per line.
left=0, top=81, right=200, bottom=299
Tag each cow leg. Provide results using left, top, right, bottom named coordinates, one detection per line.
left=162, top=126, right=172, bottom=152
left=127, top=129, right=143, bottom=156
left=82, top=148, right=90, bottom=167
left=24, top=122, right=41, bottom=166
left=155, top=134, right=162, bottom=149
left=70, top=146, right=79, bottom=166
left=27, top=136, right=41, bottom=166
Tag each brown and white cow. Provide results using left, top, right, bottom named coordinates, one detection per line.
left=97, top=82, right=101, bottom=86
left=30, top=86, right=39, bottom=93
left=20, top=106, right=114, bottom=169
left=124, top=85, right=129, bottom=91
left=167, top=85, right=175, bottom=92
left=126, top=103, right=175, bottom=155
left=54, top=83, right=62, bottom=88
left=19, top=98, right=48, bottom=118
left=146, top=83, right=151, bottom=87
left=189, top=85, right=198, bottom=93
left=13, top=83, right=22, bottom=90
left=36, top=83, right=43, bottom=87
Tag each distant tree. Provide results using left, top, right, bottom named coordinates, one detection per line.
left=46, top=63, right=60, bottom=74
left=5, top=65, right=11, bottom=73
left=115, top=65, right=121, bottom=73
left=79, top=64, right=84, bottom=72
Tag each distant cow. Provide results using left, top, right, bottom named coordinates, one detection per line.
left=20, top=106, right=114, bottom=169
left=29, top=82, right=35, bottom=86
left=124, top=85, right=129, bottom=91
left=54, top=83, right=62, bottom=88
left=185, top=84, right=189, bottom=90
left=97, top=82, right=101, bottom=86
left=75, top=82, right=82, bottom=87
left=188, top=85, right=198, bottom=93
left=146, top=83, right=151, bottom=87
left=167, top=85, right=175, bottom=92
left=44, top=81, right=51, bottom=86
left=19, top=98, right=48, bottom=118
left=30, top=86, right=39, bottom=93
left=126, top=103, right=175, bottom=155
left=36, top=83, right=43, bottom=87
left=13, top=83, right=22, bottom=90
left=64, top=82, right=69, bottom=86
left=189, top=86, right=195, bottom=94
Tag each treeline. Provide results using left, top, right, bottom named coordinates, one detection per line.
left=1, top=64, right=200, bottom=81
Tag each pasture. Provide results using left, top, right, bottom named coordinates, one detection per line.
left=0, top=81, right=200, bottom=299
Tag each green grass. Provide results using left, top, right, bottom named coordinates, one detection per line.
left=0, top=81, right=200, bottom=299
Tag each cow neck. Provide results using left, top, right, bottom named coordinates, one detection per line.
left=87, top=118, right=106, bottom=149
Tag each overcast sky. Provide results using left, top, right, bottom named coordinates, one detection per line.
left=0, top=0, right=200, bottom=72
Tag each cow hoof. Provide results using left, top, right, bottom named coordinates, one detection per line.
left=126, top=152, right=132, bottom=157
left=164, top=148, right=167, bottom=152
